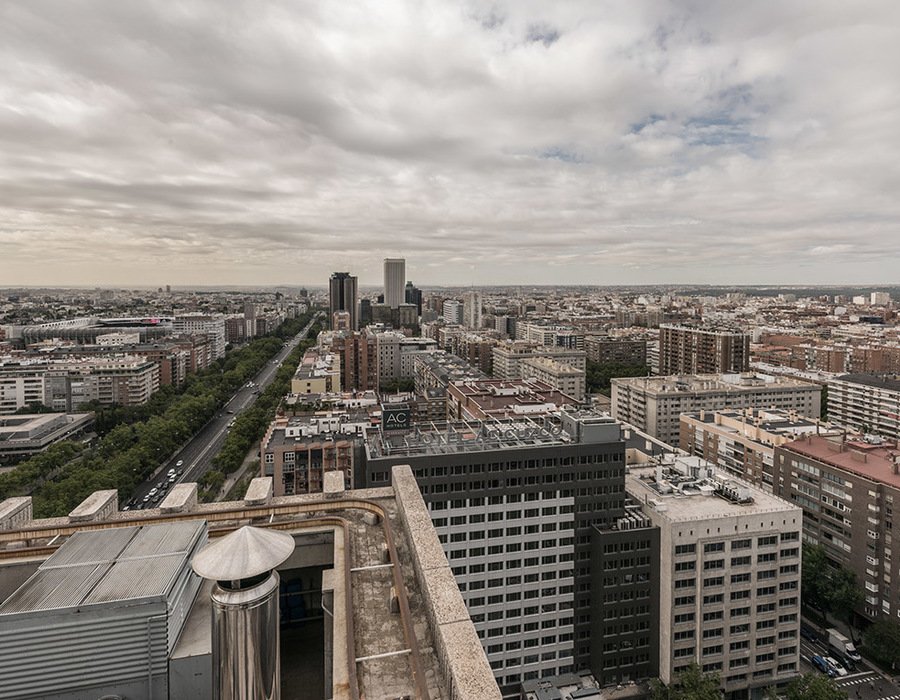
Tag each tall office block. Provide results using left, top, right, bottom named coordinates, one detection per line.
left=328, top=272, right=358, bottom=330
left=384, top=258, right=406, bottom=308
left=463, top=291, right=482, bottom=330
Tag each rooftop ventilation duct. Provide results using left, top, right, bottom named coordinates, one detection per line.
left=192, top=526, right=296, bottom=700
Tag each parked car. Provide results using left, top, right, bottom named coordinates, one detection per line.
left=811, top=655, right=836, bottom=677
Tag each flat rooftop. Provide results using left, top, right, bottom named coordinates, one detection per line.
left=367, top=417, right=574, bottom=459
left=613, top=373, right=818, bottom=393
left=626, top=457, right=798, bottom=522
left=683, top=409, right=837, bottom=443
left=833, top=373, right=900, bottom=392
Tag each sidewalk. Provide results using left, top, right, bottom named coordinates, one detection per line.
left=216, top=448, right=259, bottom=501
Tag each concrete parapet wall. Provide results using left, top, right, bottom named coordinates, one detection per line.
left=392, top=464, right=501, bottom=700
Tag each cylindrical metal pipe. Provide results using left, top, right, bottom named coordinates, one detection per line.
left=211, top=572, right=282, bottom=700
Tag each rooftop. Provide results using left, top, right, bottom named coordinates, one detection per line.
left=781, top=434, right=900, bottom=489
left=682, top=408, right=839, bottom=446
left=833, top=373, right=900, bottom=392
left=613, top=372, right=818, bottom=394
left=626, top=456, right=798, bottom=522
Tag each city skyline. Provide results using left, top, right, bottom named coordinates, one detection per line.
left=2, top=1, right=899, bottom=287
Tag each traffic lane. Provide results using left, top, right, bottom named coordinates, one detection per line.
left=126, top=322, right=316, bottom=508
left=800, top=635, right=900, bottom=700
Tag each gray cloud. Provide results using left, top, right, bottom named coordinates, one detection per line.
left=0, top=0, right=899, bottom=287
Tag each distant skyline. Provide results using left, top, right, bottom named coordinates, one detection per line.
left=1, top=2, right=899, bottom=287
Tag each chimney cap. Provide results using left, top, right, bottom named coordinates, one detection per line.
left=192, top=525, right=295, bottom=581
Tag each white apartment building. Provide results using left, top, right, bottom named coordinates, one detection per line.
left=611, top=374, right=822, bottom=448
left=442, top=300, right=463, bottom=325
left=626, top=456, right=802, bottom=695
left=173, top=315, right=226, bottom=359
left=375, top=331, right=438, bottom=385
left=463, top=291, right=483, bottom=330
left=0, top=366, right=46, bottom=415
left=827, top=373, right=900, bottom=441
left=492, top=343, right=587, bottom=381
left=520, top=356, right=586, bottom=402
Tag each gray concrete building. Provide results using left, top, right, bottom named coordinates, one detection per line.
left=827, top=373, right=900, bottom=441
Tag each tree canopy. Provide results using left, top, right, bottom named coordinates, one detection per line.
left=782, top=672, right=848, bottom=700
left=650, top=663, right=721, bottom=700
left=864, top=619, right=900, bottom=669
left=802, top=544, right=863, bottom=623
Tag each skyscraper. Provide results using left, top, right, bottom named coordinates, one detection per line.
left=328, top=272, right=358, bottom=330
left=383, top=258, right=406, bottom=308
left=462, top=290, right=482, bottom=329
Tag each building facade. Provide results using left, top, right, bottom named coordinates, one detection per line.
left=660, top=324, right=751, bottom=375
left=383, top=258, right=406, bottom=308
left=827, top=374, right=900, bottom=441
left=329, top=272, right=358, bottom=330
left=611, top=374, right=822, bottom=448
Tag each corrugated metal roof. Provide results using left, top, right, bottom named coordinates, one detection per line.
left=118, top=519, right=204, bottom=559
left=84, top=553, right=185, bottom=604
left=40, top=527, right=138, bottom=569
left=0, top=564, right=109, bottom=614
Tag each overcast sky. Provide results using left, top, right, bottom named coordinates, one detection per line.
left=1, top=1, right=899, bottom=288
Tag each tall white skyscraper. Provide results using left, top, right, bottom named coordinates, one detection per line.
left=462, top=291, right=482, bottom=329
left=383, top=258, right=406, bottom=308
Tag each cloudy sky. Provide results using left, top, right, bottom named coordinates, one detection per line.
left=1, top=1, right=899, bottom=287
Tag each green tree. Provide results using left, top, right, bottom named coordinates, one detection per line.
left=864, top=619, right=900, bottom=669
left=802, top=545, right=862, bottom=625
left=783, top=672, right=847, bottom=699
left=586, top=360, right=650, bottom=395
left=802, top=544, right=831, bottom=612
left=650, top=663, right=721, bottom=700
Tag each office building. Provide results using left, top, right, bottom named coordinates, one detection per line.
left=680, top=408, right=841, bottom=491
left=328, top=272, right=358, bottom=330
left=463, top=291, right=483, bottom=330
left=827, top=374, right=900, bottom=441
left=405, top=281, right=423, bottom=315
left=365, top=412, right=628, bottom=694
left=0, top=468, right=499, bottom=700
left=626, top=456, right=802, bottom=695
left=383, top=258, right=406, bottom=308
left=775, top=434, right=900, bottom=622
left=611, top=373, right=822, bottom=447
left=660, top=324, right=750, bottom=375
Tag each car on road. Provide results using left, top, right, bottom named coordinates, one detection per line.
left=148, top=487, right=158, bottom=496
left=176, top=460, right=184, bottom=467
left=800, top=624, right=819, bottom=642
left=811, top=655, right=835, bottom=677
left=824, top=657, right=848, bottom=677
left=226, top=409, right=234, bottom=414
left=142, top=494, right=151, bottom=503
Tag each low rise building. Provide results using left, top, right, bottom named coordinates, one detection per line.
left=414, top=351, right=487, bottom=394
left=0, top=412, right=94, bottom=462
left=492, top=342, right=586, bottom=381
left=290, top=348, right=341, bottom=395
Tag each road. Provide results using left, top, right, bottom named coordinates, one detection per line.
left=127, top=313, right=321, bottom=509
left=800, top=633, right=900, bottom=700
